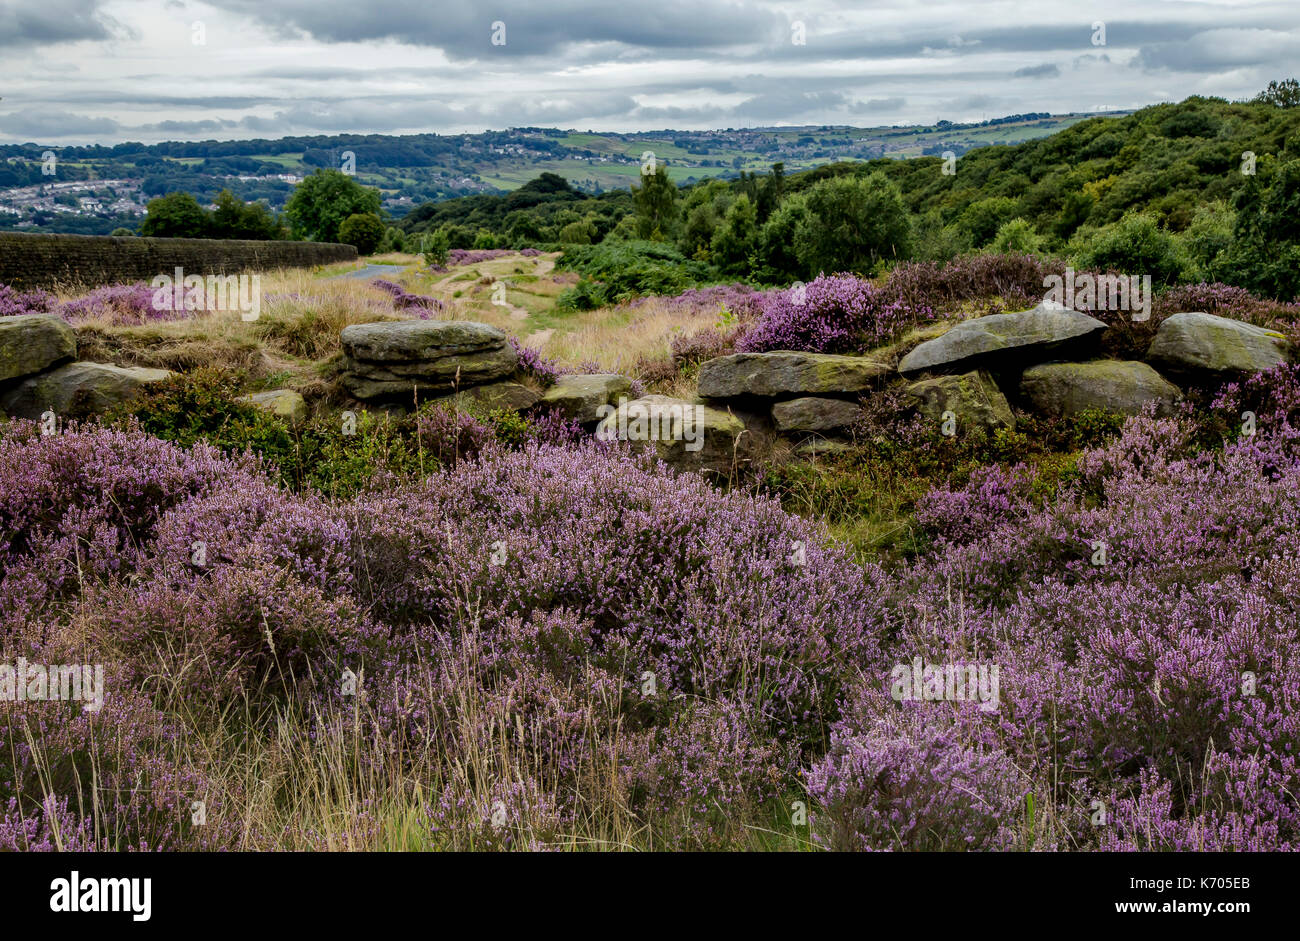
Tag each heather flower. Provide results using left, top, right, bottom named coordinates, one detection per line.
left=448, top=248, right=542, bottom=266
left=0, top=283, right=57, bottom=318
left=371, top=278, right=443, bottom=316
left=738, top=273, right=934, bottom=354
left=506, top=336, right=562, bottom=387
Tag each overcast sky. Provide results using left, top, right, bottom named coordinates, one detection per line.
left=1, top=0, right=1297, bottom=144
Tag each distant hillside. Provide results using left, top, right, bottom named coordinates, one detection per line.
left=0, top=111, right=1123, bottom=235
left=398, top=94, right=1300, bottom=301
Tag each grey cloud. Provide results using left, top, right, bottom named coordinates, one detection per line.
left=734, top=90, right=850, bottom=119
left=0, top=107, right=120, bottom=136
left=144, top=118, right=242, bottom=133
left=849, top=97, right=907, bottom=113
left=1133, top=28, right=1300, bottom=72
left=0, top=0, right=127, bottom=48
left=205, top=0, right=783, bottom=58
left=1014, top=63, right=1060, bottom=78
left=631, top=104, right=729, bottom=121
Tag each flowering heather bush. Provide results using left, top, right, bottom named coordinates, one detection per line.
left=0, top=284, right=56, bottom=317
left=1, top=281, right=190, bottom=326
left=0, top=420, right=264, bottom=622
left=737, top=273, right=934, bottom=354
left=4, top=376, right=1300, bottom=850
left=643, top=282, right=769, bottom=323
left=506, top=336, right=562, bottom=387
left=670, top=327, right=738, bottom=367
left=448, top=248, right=542, bottom=266
left=0, top=425, right=887, bottom=848
left=881, top=253, right=1066, bottom=313
left=1211, top=362, right=1300, bottom=438
left=1153, top=281, right=1300, bottom=327
left=57, top=282, right=189, bottom=325
left=853, top=408, right=1300, bottom=851
left=370, top=278, right=443, bottom=316
left=808, top=693, right=1024, bottom=851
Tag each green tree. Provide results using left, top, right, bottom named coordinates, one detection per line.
left=1254, top=79, right=1300, bottom=108
left=209, top=189, right=285, bottom=240
left=1217, top=156, right=1300, bottom=300
left=958, top=196, right=1020, bottom=247
left=284, top=169, right=382, bottom=243
left=990, top=218, right=1042, bottom=254
left=421, top=228, right=450, bottom=267
left=792, top=173, right=912, bottom=275
left=710, top=193, right=758, bottom=275
left=631, top=165, right=679, bottom=240
left=380, top=226, right=406, bottom=253
left=756, top=162, right=785, bottom=223
left=1175, top=200, right=1235, bottom=279
left=504, top=210, right=544, bottom=245
left=439, top=224, right=476, bottom=250
left=140, top=191, right=208, bottom=238
left=911, top=209, right=970, bottom=263
left=1054, top=190, right=1095, bottom=240
left=338, top=212, right=385, bottom=254
left=1071, top=212, right=1192, bottom=285
left=558, top=217, right=597, bottom=244
left=755, top=193, right=811, bottom=281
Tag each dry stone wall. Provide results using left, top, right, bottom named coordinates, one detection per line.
left=0, top=232, right=357, bottom=291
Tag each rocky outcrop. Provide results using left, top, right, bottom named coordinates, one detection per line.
left=898, top=302, right=1107, bottom=377
left=698, top=351, right=889, bottom=399
left=434, top=381, right=540, bottom=413
left=1020, top=360, right=1181, bottom=418
left=1146, top=312, right=1291, bottom=378
left=239, top=389, right=308, bottom=424
left=538, top=374, right=632, bottom=423
left=340, top=320, right=517, bottom=400
left=770, top=396, right=862, bottom=433
left=905, top=370, right=1015, bottom=432
left=595, top=394, right=750, bottom=478
left=0, top=362, right=173, bottom=420
left=0, top=314, right=76, bottom=383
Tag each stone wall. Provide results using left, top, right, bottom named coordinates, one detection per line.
left=0, top=232, right=357, bottom=290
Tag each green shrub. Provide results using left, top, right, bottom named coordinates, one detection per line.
left=338, top=212, right=385, bottom=255
left=113, top=369, right=298, bottom=474
left=959, top=196, right=1021, bottom=247
left=990, top=217, right=1042, bottom=254
left=555, top=240, right=712, bottom=307
left=792, top=172, right=912, bottom=276
left=1070, top=212, right=1193, bottom=285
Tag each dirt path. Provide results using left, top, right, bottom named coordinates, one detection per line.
left=523, top=328, right=554, bottom=348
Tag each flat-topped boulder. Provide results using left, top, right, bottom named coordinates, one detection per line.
left=1146, top=312, right=1291, bottom=377
left=595, top=394, right=750, bottom=478
left=239, top=389, right=308, bottom=424
left=1021, top=360, right=1181, bottom=418
left=0, top=314, right=76, bottom=383
left=538, top=374, right=632, bottom=423
left=905, top=370, right=1015, bottom=433
left=340, top=320, right=517, bottom=400
left=698, top=351, right=889, bottom=399
left=0, top=362, right=173, bottom=420
left=771, top=396, right=863, bottom=434
left=898, top=302, right=1106, bottom=377
left=433, top=381, right=540, bottom=413
left=340, top=320, right=508, bottom=363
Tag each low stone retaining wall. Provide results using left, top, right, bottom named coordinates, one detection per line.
left=0, top=232, right=357, bottom=291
